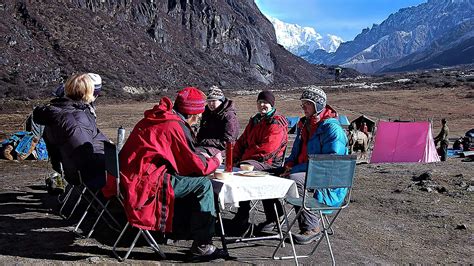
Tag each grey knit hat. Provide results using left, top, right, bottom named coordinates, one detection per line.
left=207, top=85, right=225, bottom=101
left=300, top=86, right=327, bottom=113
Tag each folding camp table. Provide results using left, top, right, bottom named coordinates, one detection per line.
left=210, top=171, right=299, bottom=254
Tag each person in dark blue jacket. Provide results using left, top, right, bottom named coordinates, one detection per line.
left=34, top=73, right=109, bottom=189
left=282, top=87, right=348, bottom=245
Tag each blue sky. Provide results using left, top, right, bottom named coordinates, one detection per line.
left=255, top=0, right=427, bottom=41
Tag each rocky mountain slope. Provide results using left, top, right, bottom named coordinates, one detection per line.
left=305, top=0, right=473, bottom=73
left=381, top=19, right=474, bottom=72
left=0, top=0, right=342, bottom=100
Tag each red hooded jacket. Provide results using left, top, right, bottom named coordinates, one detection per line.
left=103, top=97, right=220, bottom=232
left=233, top=110, right=288, bottom=167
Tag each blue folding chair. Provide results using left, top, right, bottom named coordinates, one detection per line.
left=273, top=154, right=357, bottom=266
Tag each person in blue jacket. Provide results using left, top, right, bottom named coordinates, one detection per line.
left=281, top=87, right=348, bottom=245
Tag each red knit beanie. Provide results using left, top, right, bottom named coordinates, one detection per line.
left=174, top=87, right=206, bottom=115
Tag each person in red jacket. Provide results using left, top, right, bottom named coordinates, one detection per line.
left=230, top=90, right=289, bottom=234
left=112, top=87, right=226, bottom=261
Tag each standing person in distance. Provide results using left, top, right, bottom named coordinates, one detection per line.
left=434, top=118, right=449, bottom=161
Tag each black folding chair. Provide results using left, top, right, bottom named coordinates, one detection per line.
left=273, top=154, right=357, bottom=266
left=71, top=168, right=121, bottom=238
left=102, top=141, right=166, bottom=261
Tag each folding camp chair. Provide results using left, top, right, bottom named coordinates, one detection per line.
left=55, top=165, right=90, bottom=221
left=102, top=141, right=166, bottom=261
left=48, top=151, right=120, bottom=236
left=273, top=154, right=357, bottom=266
left=71, top=169, right=121, bottom=238
left=45, top=152, right=86, bottom=221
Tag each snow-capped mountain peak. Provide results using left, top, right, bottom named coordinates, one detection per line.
left=267, top=16, right=343, bottom=55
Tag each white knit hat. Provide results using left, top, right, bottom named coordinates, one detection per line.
left=87, top=73, right=102, bottom=95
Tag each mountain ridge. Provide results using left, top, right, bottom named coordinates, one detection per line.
left=0, top=0, right=346, bottom=99
left=303, top=0, right=473, bottom=73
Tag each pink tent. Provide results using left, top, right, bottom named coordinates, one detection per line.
left=370, top=121, right=440, bottom=163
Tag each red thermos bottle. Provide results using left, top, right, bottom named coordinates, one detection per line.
left=225, top=141, right=234, bottom=172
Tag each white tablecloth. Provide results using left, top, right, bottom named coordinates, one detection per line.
left=211, top=172, right=299, bottom=209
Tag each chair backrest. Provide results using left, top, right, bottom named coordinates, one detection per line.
left=104, top=141, right=120, bottom=195
left=305, top=154, right=357, bottom=189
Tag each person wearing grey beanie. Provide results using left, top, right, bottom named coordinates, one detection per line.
left=280, top=86, right=348, bottom=245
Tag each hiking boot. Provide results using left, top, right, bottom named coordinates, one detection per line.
left=189, top=242, right=228, bottom=262
left=2, top=144, right=14, bottom=160
left=45, top=172, right=65, bottom=195
left=53, top=174, right=66, bottom=194
left=293, top=227, right=322, bottom=245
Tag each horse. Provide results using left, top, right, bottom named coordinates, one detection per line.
left=348, top=129, right=369, bottom=154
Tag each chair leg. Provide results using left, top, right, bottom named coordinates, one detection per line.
left=73, top=196, right=95, bottom=236
left=57, top=184, right=73, bottom=204
left=86, top=199, right=111, bottom=238
left=73, top=189, right=114, bottom=237
left=112, top=222, right=139, bottom=262
left=58, top=185, right=75, bottom=217
left=306, top=211, right=338, bottom=266
left=84, top=188, right=121, bottom=231
left=321, top=211, right=335, bottom=266
left=143, top=230, right=166, bottom=259
left=123, top=229, right=142, bottom=261
left=324, top=228, right=335, bottom=266
left=64, top=186, right=87, bottom=220
left=112, top=222, right=166, bottom=261
left=112, top=222, right=129, bottom=261
left=272, top=207, right=307, bottom=265
left=216, top=203, right=228, bottom=254
left=273, top=202, right=285, bottom=248
left=323, top=214, right=335, bottom=235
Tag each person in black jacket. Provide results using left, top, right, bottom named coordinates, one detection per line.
left=196, top=86, right=239, bottom=156
left=34, top=73, right=109, bottom=189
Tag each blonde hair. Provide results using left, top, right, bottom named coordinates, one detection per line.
left=64, top=73, right=95, bottom=103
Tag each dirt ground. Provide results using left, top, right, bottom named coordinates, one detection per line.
left=0, top=85, right=473, bottom=264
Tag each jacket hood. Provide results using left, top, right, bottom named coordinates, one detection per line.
left=319, top=104, right=338, bottom=120
left=144, top=97, right=182, bottom=123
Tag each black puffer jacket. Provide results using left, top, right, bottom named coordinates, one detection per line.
left=196, top=98, right=240, bottom=151
left=33, top=98, right=108, bottom=189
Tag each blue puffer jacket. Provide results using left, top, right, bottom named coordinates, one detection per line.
left=286, top=116, right=348, bottom=207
